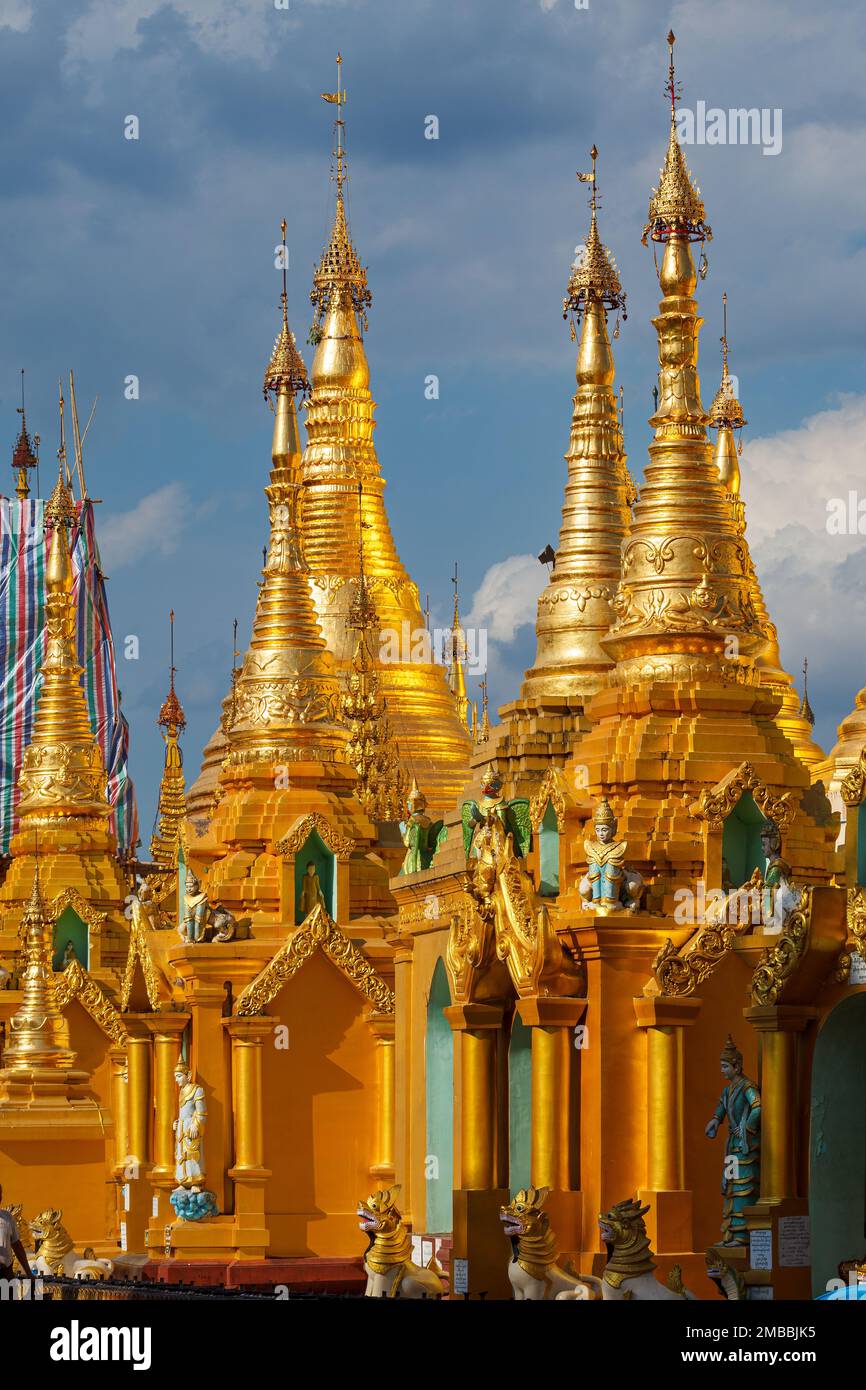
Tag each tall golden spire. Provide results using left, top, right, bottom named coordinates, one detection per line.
left=447, top=563, right=470, bottom=729
left=151, top=610, right=188, bottom=868
left=221, top=218, right=346, bottom=769
left=301, top=56, right=471, bottom=808
left=17, top=404, right=109, bottom=824
left=605, top=37, right=762, bottom=681
left=2, top=869, right=76, bottom=1072
left=708, top=298, right=824, bottom=770
left=521, top=145, right=633, bottom=700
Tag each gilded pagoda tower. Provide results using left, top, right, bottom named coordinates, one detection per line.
left=484, top=147, right=633, bottom=794
left=299, top=61, right=471, bottom=811
left=192, top=221, right=390, bottom=925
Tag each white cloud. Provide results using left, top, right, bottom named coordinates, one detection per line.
left=63, top=0, right=278, bottom=71
left=467, top=553, right=546, bottom=643
left=0, top=0, right=31, bottom=32
left=99, top=483, right=188, bottom=571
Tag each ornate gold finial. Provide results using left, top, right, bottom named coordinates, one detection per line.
left=642, top=32, right=712, bottom=247
left=708, top=293, right=747, bottom=430
left=3, top=867, right=77, bottom=1072
left=11, top=370, right=38, bottom=500
left=447, top=562, right=470, bottom=730
left=477, top=675, right=491, bottom=743
left=152, top=611, right=187, bottom=869
left=564, top=144, right=626, bottom=335
left=264, top=218, right=309, bottom=399
left=311, top=55, right=372, bottom=336
left=800, top=657, right=815, bottom=726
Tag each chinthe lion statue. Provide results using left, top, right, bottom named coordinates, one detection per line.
left=29, top=1209, right=113, bottom=1280
left=358, top=1188, right=446, bottom=1298
left=570, top=1197, right=696, bottom=1301
left=500, top=1187, right=600, bottom=1300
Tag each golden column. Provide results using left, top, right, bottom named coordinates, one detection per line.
left=146, top=1013, right=189, bottom=1221
left=108, top=1046, right=129, bottom=1177
left=634, top=995, right=701, bottom=1252
left=122, top=1016, right=153, bottom=1252
left=517, top=997, right=585, bottom=1247
left=445, top=1000, right=511, bottom=1299
left=223, top=1015, right=271, bottom=1257
left=368, top=1014, right=396, bottom=1186
left=745, top=1003, right=815, bottom=1205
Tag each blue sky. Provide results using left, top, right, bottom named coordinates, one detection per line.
left=1, top=0, right=865, bottom=838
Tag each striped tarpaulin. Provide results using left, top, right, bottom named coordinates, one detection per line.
left=0, top=496, right=139, bottom=854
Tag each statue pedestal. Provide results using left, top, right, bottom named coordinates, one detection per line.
left=744, top=1197, right=812, bottom=1300
left=149, top=1212, right=269, bottom=1262
left=451, top=1188, right=512, bottom=1300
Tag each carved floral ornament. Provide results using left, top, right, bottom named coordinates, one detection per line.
left=840, top=747, right=866, bottom=808
left=48, top=888, right=108, bottom=937
left=529, top=766, right=574, bottom=832
left=750, top=886, right=813, bottom=1007
left=692, top=761, right=797, bottom=833
left=275, top=812, right=356, bottom=861
left=54, top=959, right=127, bottom=1045
left=236, top=902, right=394, bottom=1017
left=119, top=919, right=164, bottom=1013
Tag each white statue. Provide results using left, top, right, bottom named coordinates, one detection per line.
left=170, top=1063, right=219, bottom=1221
left=173, top=1062, right=207, bottom=1189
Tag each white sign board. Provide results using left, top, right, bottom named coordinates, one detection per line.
left=452, top=1257, right=469, bottom=1294
left=779, top=1215, right=811, bottom=1268
left=749, top=1228, right=773, bottom=1270
left=747, top=1285, right=774, bottom=1300
left=850, top=952, right=866, bottom=984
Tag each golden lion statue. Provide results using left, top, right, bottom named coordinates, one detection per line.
left=500, top=1187, right=600, bottom=1299
left=585, top=1197, right=696, bottom=1301
left=29, top=1209, right=113, bottom=1280
left=358, top=1188, right=445, bottom=1298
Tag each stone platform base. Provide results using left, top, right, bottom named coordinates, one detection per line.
left=143, top=1256, right=366, bottom=1295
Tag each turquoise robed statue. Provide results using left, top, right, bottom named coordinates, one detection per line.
left=705, top=1034, right=761, bottom=1246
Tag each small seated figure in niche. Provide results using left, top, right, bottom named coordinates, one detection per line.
left=760, top=817, right=797, bottom=930
left=300, top=861, right=327, bottom=918
left=62, top=940, right=78, bottom=967
left=579, top=797, right=643, bottom=913
left=179, top=870, right=250, bottom=944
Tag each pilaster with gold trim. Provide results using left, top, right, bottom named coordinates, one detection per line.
left=634, top=993, right=701, bottom=1253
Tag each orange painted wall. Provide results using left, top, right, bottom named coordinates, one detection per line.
left=0, top=999, right=116, bottom=1252
left=261, top=949, right=378, bottom=1258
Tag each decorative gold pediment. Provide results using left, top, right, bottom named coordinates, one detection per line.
left=446, top=895, right=495, bottom=1005
left=119, top=918, right=165, bottom=1013
left=275, top=813, right=356, bottom=861
left=693, top=762, right=796, bottom=832
left=54, top=959, right=127, bottom=1045
left=48, top=888, right=108, bottom=936
left=841, top=748, right=866, bottom=807
left=235, top=903, right=393, bottom=1017
left=751, top=886, right=812, bottom=1006
left=648, top=877, right=763, bottom=997
left=529, top=766, right=577, bottom=832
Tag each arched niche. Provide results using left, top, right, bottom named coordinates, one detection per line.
left=52, top=904, right=88, bottom=971
left=721, top=790, right=766, bottom=887
left=425, top=957, right=454, bottom=1235
left=508, top=1011, right=532, bottom=1194
left=538, top=801, right=560, bottom=897
left=810, top=992, right=866, bottom=1295
left=294, top=829, right=336, bottom=924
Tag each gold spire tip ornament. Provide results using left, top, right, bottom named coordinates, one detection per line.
left=565, top=144, right=626, bottom=326
left=311, top=55, right=372, bottom=334
left=264, top=217, right=310, bottom=399
left=708, top=293, right=747, bottom=429
left=158, top=610, right=186, bottom=732
left=12, top=369, right=38, bottom=500
left=642, top=31, right=712, bottom=247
